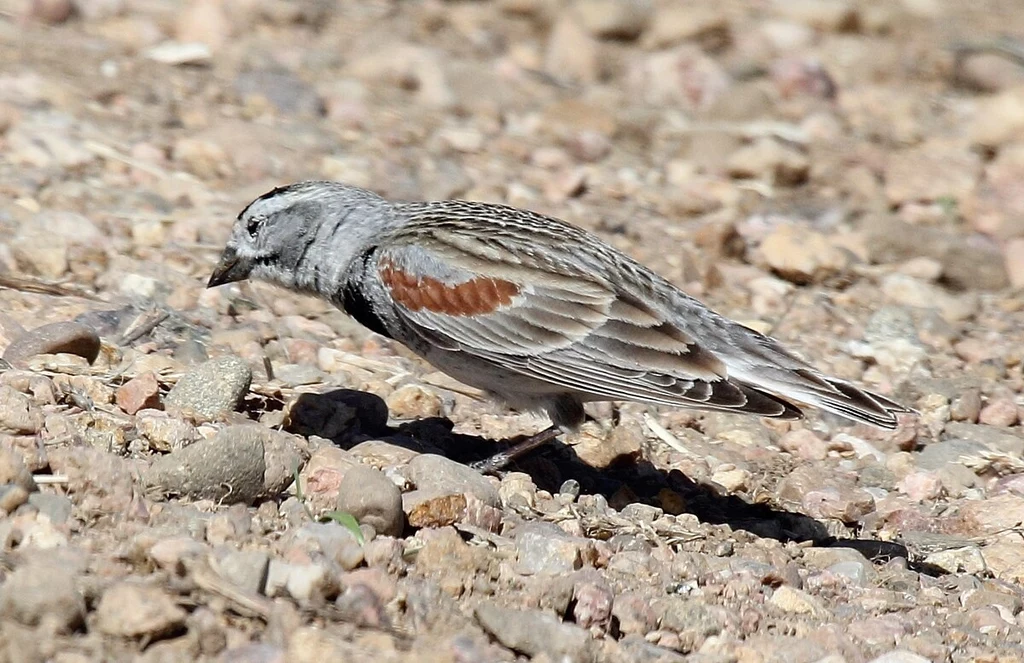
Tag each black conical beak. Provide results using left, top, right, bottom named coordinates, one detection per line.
left=207, top=246, right=252, bottom=288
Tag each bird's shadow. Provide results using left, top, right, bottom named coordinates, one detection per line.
left=287, top=388, right=913, bottom=567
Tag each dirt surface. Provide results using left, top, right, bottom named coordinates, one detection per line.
left=1, top=0, right=1024, bottom=661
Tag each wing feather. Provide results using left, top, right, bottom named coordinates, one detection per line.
left=371, top=226, right=799, bottom=418
left=365, top=200, right=907, bottom=427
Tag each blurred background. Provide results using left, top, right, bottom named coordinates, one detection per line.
left=1, top=0, right=1022, bottom=317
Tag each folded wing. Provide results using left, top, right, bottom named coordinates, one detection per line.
left=372, top=206, right=803, bottom=420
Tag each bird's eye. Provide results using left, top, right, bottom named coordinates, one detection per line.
left=246, top=216, right=263, bottom=238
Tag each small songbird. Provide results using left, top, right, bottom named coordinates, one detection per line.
left=208, top=181, right=910, bottom=471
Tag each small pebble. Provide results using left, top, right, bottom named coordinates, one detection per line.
left=778, top=429, right=828, bottom=461
left=516, top=522, right=594, bottom=575
left=30, top=0, right=74, bottom=24
left=335, top=464, right=404, bottom=537
left=135, top=410, right=199, bottom=452
left=149, top=537, right=209, bottom=573
left=267, top=561, right=334, bottom=602
left=572, top=576, right=613, bottom=628
left=897, top=471, right=944, bottom=502
left=769, top=585, right=827, bottom=616
left=559, top=479, right=581, bottom=499
left=979, top=398, right=1018, bottom=427
left=0, top=448, right=37, bottom=493
left=215, top=550, right=270, bottom=595
left=950, top=389, right=982, bottom=422
left=95, top=583, right=187, bottom=638
left=867, top=651, right=932, bottom=663
left=386, top=384, right=443, bottom=419
left=404, top=491, right=468, bottom=529
left=115, top=372, right=161, bottom=415
left=612, top=591, right=659, bottom=635
left=0, top=484, right=30, bottom=512
left=334, top=583, right=388, bottom=628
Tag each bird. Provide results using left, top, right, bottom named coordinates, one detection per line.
left=208, top=180, right=911, bottom=471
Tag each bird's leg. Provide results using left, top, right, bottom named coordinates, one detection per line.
left=470, top=426, right=562, bottom=474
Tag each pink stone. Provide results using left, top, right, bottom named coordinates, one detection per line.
left=115, top=372, right=161, bottom=415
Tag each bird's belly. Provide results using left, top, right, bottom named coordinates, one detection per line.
left=418, top=346, right=563, bottom=398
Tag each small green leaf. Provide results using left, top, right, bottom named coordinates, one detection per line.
left=937, top=195, right=958, bottom=218
left=322, top=510, right=365, bottom=544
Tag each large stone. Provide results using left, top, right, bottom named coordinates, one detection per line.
left=144, top=425, right=268, bottom=504
left=3, top=322, right=101, bottom=367
left=0, top=562, right=84, bottom=633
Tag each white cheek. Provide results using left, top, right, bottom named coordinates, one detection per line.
left=254, top=263, right=293, bottom=288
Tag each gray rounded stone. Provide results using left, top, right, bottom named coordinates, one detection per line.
left=144, top=425, right=267, bottom=504
left=166, top=355, right=252, bottom=421
left=28, top=493, right=73, bottom=524
left=0, top=563, right=85, bottom=632
left=407, top=454, right=500, bottom=508
left=336, top=464, right=404, bottom=537
left=475, top=602, right=593, bottom=660
left=215, top=549, right=270, bottom=595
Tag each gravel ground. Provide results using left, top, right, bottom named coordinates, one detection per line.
left=1, top=1, right=1024, bottom=661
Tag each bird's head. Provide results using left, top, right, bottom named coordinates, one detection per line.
left=208, top=181, right=388, bottom=292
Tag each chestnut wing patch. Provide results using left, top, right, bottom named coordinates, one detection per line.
left=373, top=243, right=614, bottom=355
left=379, top=258, right=521, bottom=317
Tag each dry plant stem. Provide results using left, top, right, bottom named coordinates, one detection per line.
left=470, top=426, right=563, bottom=473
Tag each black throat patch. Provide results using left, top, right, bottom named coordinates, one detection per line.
left=341, top=247, right=393, bottom=340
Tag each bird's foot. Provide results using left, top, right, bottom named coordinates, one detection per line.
left=470, top=426, right=562, bottom=474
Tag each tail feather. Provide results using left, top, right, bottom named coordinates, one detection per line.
left=743, top=369, right=910, bottom=429
left=813, top=376, right=912, bottom=428
left=735, top=382, right=805, bottom=421
left=714, top=323, right=914, bottom=429
left=720, top=356, right=912, bottom=430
